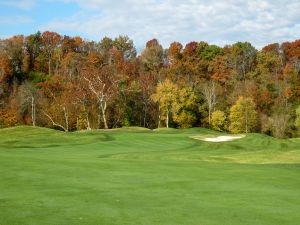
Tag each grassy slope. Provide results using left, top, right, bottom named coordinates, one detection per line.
left=0, top=126, right=299, bottom=225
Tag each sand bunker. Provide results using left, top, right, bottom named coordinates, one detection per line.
left=192, top=135, right=245, bottom=142
left=204, top=135, right=244, bottom=142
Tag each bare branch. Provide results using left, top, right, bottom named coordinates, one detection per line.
left=42, top=110, right=68, bottom=132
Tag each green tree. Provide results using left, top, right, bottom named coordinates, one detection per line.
left=198, top=43, right=223, bottom=61
left=211, top=110, right=226, bottom=131
left=113, top=35, right=136, bottom=60
left=230, top=42, right=257, bottom=81
left=229, top=97, right=257, bottom=133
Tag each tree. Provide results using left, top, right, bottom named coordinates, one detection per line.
left=151, top=79, right=178, bottom=128
left=172, top=87, right=197, bottom=128
left=81, top=64, right=119, bottom=129
left=229, top=42, right=257, bottom=81
left=60, top=52, right=83, bottom=79
left=138, top=72, right=157, bottom=128
left=0, top=51, right=12, bottom=82
left=167, top=42, right=183, bottom=63
left=98, top=37, right=114, bottom=63
left=202, top=81, right=217, bottom=128
left=152, top=80, right=196, bottom=128
left=209, top=54, right=231, bottom=87
left=177, top=41, right=202, bottom=87
left=211, top=110, right=226, bottom=131
left=41, top=31, right=61, bottom=75
left=38, top=76, right=75, bottom=132
left=269, top=113, right=291, bottom=138
left=3, top=30, right=300, bottom=136
left=0, top=108, right=18, bottom=128
left=173, top=110, right=196, bottom=128
left=25, top=32, right=42, bottom=71
left=229, top=97, right=257, bottom=133
left=295, top=106, right=300, bottom=134
left=72, top=79, right=93, bottom=130
left=113, top=35, right=136, bottom=60
left=17, top=82, right=38, bottom=126
left=4, top=36, right=26, bottom=76
left=140, top=39, right=164, bottom=73
left=198, top=43, right=223, bottom=61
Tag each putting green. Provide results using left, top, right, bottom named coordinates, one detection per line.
left=0, top=126, right=299, bottom=225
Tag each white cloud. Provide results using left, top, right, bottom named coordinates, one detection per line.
left=42, top=0, right=300, bottom=49
left=0, top=16, right=33, bottom=24
left=0, top=0, right=36, bottom=10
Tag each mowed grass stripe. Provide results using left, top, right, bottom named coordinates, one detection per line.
left=0, top=126, right=300, bottom=225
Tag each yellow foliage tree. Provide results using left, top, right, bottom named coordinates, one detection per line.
left=151, top=79, right=178, bottom=128
left=229, top=97, right=257, bottom=133
left=151, top=79, right=196, bottom=128
left=211, top=110, right=226, bottom=131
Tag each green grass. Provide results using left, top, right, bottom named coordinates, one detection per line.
left=0, top=126, right=300, bottom=225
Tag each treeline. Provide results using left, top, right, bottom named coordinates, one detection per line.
left=1, top=31, right=300, bottom=138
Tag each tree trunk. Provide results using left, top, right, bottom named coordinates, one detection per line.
left=48, top=58, right=51, bottom=75
left=143, top=103, right=147, bottom=128
left=100, top=101, right=108, bottom=129
left=63, top=107, right=69, bottom=132
left=208, top=107, right=211, bottom=128
left=158, top=105, right=161, bottom=128
left=31, top=96, right=36, bottom=127
left=203, top=81, right=216, bottom=129
left=43, top=110, right=68, bottom=132
left=166, top=109, right=169, bottom=128
left=86, top=114, right=91, bottom=130
left=84, top=106, right=91, bottom=131
left=245, top=110, right=248, bottom=133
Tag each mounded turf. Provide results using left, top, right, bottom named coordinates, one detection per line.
left=0, top=126, right=300, bottom=225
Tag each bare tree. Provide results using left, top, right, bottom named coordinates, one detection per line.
left=139, top=72, right=157, bottom=127
left=72, top=79, right=92, bottom=130
left=82, top=65, right=119, bottom=129
left=270, top=114, right=291, bottom=138
left=17, top=82, right=38, bottom=126
left=38, top=77, right=73, bottom=132
left=42, top=109, right=68, bottom=132
left=40, top=92, right=70, bottom=132
left=202, top=81, right=217, bottom=127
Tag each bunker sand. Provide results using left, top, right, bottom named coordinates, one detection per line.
left=192, top=135, right=245, bottom=142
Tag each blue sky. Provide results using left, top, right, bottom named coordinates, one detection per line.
left=1, top=0, right=300, bottom=49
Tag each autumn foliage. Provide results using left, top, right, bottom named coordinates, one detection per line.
left=1, top=31, right=300, bottom=137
